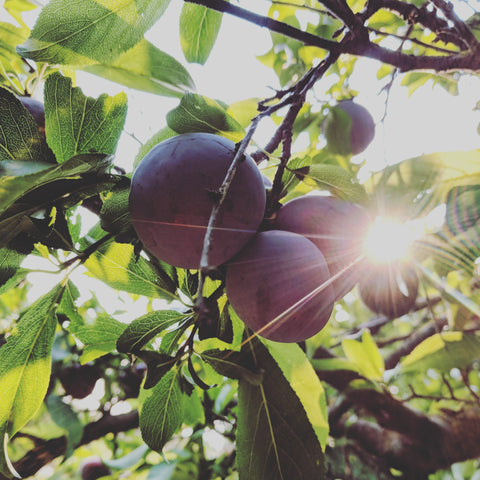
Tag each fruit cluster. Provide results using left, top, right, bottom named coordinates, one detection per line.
left=129, top=102, right=418, bottom=343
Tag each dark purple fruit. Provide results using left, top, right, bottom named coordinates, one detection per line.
left=358, top=261, right=419, bottom=318
left=324, top=100, right=375, bottom=155
left=58, top=364, right=99, bottom=399
left=81, top=459, right=111, bottom=480
left=118, top=363, right=146, bottom=398
left=225, top=230, right=335, bottom=343
left=274, top=195, right=371, bottom=300
left=129, top=133, right=266, bottom=269
left=19, top=97, right=45, bottom=135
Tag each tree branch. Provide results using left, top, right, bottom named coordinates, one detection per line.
left=184, top=0, right=338, bottom=51
left=184, top=0, right=480, bottom=73
left=9, top=411, right=139, bottom=479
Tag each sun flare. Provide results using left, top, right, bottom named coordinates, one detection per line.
left=363, top=217, right=420, bottom=264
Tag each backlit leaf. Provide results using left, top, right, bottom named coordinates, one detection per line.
left=237, top=340, right=326, bottom=480
left=166, top=92, right=244, bottom=141
left=83, top=39, right=194, bottom=98
left=262, top=340, right=329, bottom=449
left=0, top=87, right=53, bottom=162
left=67, top=313, right=125, bottom=363
left=17, top=0, right=172, bottom=65
left=342, top=330, right=385, bottom=381
left=366, top=150, right=480, bottom=220
left=117, top=310, right=191, bottom=354
left=200, top=348, right=264, bottom=385
left=402, top=332, right=480, bottom=373
left=180, top=3, right=223, bottom=65
left=139, top=368, right=185, bottom=452
left=84, top=241, right=178, bottom=301
left=44, top=73, right=127, bottom=163
left=300, top=163, right=368, bottom=204
left=0, top=284, right=64, bottom=476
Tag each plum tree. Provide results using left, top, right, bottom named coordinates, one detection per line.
left=274, top=195, right=371, bottom=300
left=324, top=100, right=375, bottom=155
left=358, top=261, right=419, bottom=318
left=225, top=230, right=335, bottom=342
left=18, top=96, right=45, bottom=135
left=81, top=459, right=111, bottom=480
left=129, top=133, right=266, bottom=269
left=58, top=364, right=99, bottom=399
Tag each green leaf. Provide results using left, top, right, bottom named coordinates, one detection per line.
left=67, top=313, right=125, bottom=363
left=401, top=72, right=459, bottom=96
left=84, top=241, right=178, bottom=301
left=342, top=330, right=384, bottom=381
left=237, top=340, right=326, bottom=480
left=0, top=87, right=52, bottom=162
left=45, top=394, right=83, bottom=457
left=366, top=150, right=480, bottom=220
left=100, top=179, right=133, bottom=238
left=0, top=284, right=64, bottom=476
left=445, top=185, right=480, bottom=235
left=139, top=351, right=177, bottom=389
left=103, top=444, right=149, bottom=470
left=401, top=332, right=480, bottom=373
left=0, top=153, right=112, bottom=246
left=0, top=22, right=30, bottom=92
left=0, top=247, right=25, bottom=289
left=139, top=368, right=186, bottom=452
left=417, top=264, right=480, bottom=317
left=300, top=163, right=368, bottom=204
left=227, top=98, right=260, bottom=128
left=17, top=0, right=172, bottom=65
left=83, top=39, right=194, bottom=98
left=262, top=340, right=329, bottom=450
left=200, top=349, right=264, bottom=385
left=179, top=3, right=223, bottom=65
left=117, top=310, right=191, bottom=354
left=4, top=0, right=38, bottom=29
left=44, top=73, right=127, bottom=163
left=166, top=92, right=244, bottom=141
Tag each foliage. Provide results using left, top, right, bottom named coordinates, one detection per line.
left=0, top=1, right=480, bottom=479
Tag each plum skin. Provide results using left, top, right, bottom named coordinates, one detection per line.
left=225, top=230, right=335, bottom=343
left=274, top=195, right=371, bottom=300
left=129, top=133, right=266, bottom=269
left=58, top=364, right=99, bottom=399
left=324, top=100, right=375, bottom=155
left=358, top=261, right=419, bottom=318
left=81, top=459, right=111, bottom=480
left=19, top=97, right=45, bottom=134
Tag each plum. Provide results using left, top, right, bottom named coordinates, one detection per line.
left=225, top=230, right=335, bottom=343
left=19, top=96, right=45, bottom=135
left=81, top=459, right=111, bottom=480
left=129, top=133, right=266, bottom=269
left=358, top=261, right=419, bottom=318
left=324, top=100, right=375, bottom=155
left=274, top=195, right=371, bottom=300
left=58, top=364, right=99, bottom=399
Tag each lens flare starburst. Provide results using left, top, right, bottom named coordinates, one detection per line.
left=363, top=217, right=421, bottom=264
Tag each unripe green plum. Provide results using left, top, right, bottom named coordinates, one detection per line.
left=274, top=195, right=371, bottom=300
left=225, top=230, right=334, bottom=343
left=324, top=100, right=375, bottom=155
left=129, top=133, right=266, bottom=269
left=19, top=96, right=45, bottom=135
left=358, top=261, right=419, bottom=318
